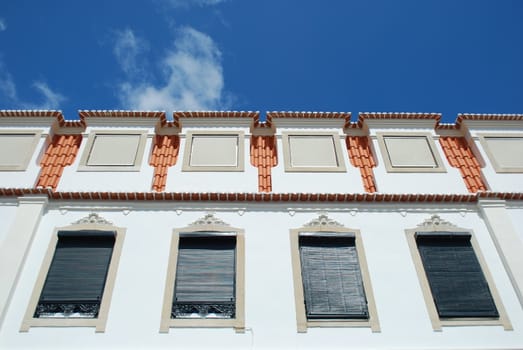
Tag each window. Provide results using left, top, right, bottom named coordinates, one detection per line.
left=290, top=215, right=379, bottom=332
left=0, top=130, right=41, bottom=171
left=376, top=132, right=446, bottom=172
left=21, top=214, right=125, bottom=332
left=160, top=214, right=245, bottom=332
left=478, top=134, right=523, bottom=173
left=282, top=132, right=346, bottom=172
left=78, top=130, right=148, bottom=171
left=182, top=131, right=244, bottom=171
left=406, top=215, right=511, bottom=330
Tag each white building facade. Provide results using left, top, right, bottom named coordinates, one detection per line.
left=0, top=110, right=522, bottom=349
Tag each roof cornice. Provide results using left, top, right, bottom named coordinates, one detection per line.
left=360, top=112, right=441, bottom=129
left=436, top=113, right=523, bottom=130
left=0, top=110, right=62, bottom=127
left=1, top=188, right=522, bottom=203
left=78, top=110, right=165, bottom=127
left=175, top=111, right=258, bottom=128
left=268, top=111, right=350, bottom=128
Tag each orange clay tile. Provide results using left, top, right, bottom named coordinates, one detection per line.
left=174, top=111, right=258, bottom=119
left=2, top=188, right=522, bottom=202
left=346, top=136, right=377, bottom=193
left=439, top=137, right=487, bottom=192
left=250, top=135, right=278, bottom=192
left=267, top=111, right=350, bottom=120
left=437, top=113, right=523, bottom=130
left=0, top=110, right=63, bottom=118
left=149, top=135, right=180, bottom=192
left=36, top=134, right=82, bottom=191
left=78, top=110, right=166, bottom=119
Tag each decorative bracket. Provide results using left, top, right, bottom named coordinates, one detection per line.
left=416, top=214, right=459, bottom=231
left=189, top=213, right=230, bottom=227
left=71, top=213, right=113, bottom=226
left=304, top=214, right=344, bottom=228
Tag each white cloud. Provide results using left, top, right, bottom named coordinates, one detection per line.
left=0, top=59, right=66, bottom=110
left=116, top=26, right=230, bottom=111
left=113, top=28, right=148, bottom=76
left=0, top=63, right=16, bottom=100
left=163, top=0, right=226, bottom=8
left=0, top=19, right=6, bottom=32
left=30, top=81, right=66, bottom=109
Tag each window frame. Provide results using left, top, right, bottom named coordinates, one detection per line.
left=281, top=132, right=347, bottom=172
left=478, top=133, right=523, bottom=173
left=405, top=215, right=511, bottom=331
left=0, top=130, right=42, bottom=171
left=78, top=130, right=148, bottom=172
left=181, top=131, right=245, bottom=172
left=290, top=216, right=380, bottom=333
left=376, top=132, right=446, bottom=173
left=160, top=215, right=245, bottom=333
left=20, top=214, right=125, bottom=332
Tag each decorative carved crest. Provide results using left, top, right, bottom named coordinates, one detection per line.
left=72, top=213, right=113, bottom=226
left=416, top=215, right=459, bottom=230
left=189, top=213, right=230, bottom=227
left=304, top=214, right=344, bottom=228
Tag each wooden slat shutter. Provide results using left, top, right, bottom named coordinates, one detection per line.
left=172, top=235, right=236, bottom=318
left=299, top=235, right=368, bottom=319
left=416, top=233, right=499, bottom=318
left=36, top=230, right=115, bottom=317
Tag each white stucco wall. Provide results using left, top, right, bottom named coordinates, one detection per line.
left=0, top=200, right=18, bottom=246
left=469, top=134, right=523, bottom=193
left=367, top=126, right=469, bottom=194
left=271, top=127, right=364, bottom=193
left=1, top=203, right=522, bottom=349
left=166, top=126, right=259, bottom=193
left=57, top=127, right=156, bottom=192
left=507, top=205, right=523, bottom=242
left=0, top=131, right=47, bottom=189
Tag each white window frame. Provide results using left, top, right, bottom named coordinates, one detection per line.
left=376, top=132, right=446, bottom=173
left=405, top=215, right=511, bottom=331
left=20, top=214, right=125, bottom=333
left=290, top=215, right=380, bottom=333
left=281, top=132, right=346, bottom=172
left=78, top=130, right=148, bottom=171
left=0, top=130, right=42, bottom=171
left=160, top=214, right=245, bottom=333
left=478, top=133, right=523, bottom=173
left=182, top=131, right=245, bottom=172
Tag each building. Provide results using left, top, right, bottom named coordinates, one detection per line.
left=0, top=109, right=522, bottom=349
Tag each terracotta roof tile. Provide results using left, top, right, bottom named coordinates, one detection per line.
left=174, top=111, right=258, bottom=119
left=346, top=136, right=377, bottom=193
left=439, top=137, right=487, bottom=192
left=0, top=110, right=64, bottom=118
left=3, top=188, right=523, bottom=202
left=79, top=110, right=166, bottom=119
left=149, top=135, right=180, bottom=192
left=267, top=111, right=351, bottom=120
left=36, top=134, right=82, bottom=191
left=250, top=135, right=278, bottom=192
left=436, top=113, right=523, bottom=130
left=252, top=113, right=272, bottom=129
left=358, top=112, right=441, bottom=120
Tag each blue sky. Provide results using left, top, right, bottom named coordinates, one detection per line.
left=0, top=0, right=522, bottom=123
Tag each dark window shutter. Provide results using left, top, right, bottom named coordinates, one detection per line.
left=416, top=233, right=498, bottom=318
left=36, top=230, right=115, bottom=318
left=299, top=235, right=368, bottom=319
left=172, top=235, right=236, bottom=318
